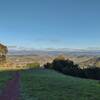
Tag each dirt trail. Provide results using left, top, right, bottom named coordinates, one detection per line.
left=0, top=72, right=20, bottom=100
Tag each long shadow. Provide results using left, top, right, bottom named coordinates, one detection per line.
left=0, top=70, right=20, bottom=100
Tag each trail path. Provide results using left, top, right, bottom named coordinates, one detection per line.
left=0, top=72, right=20, bottom=100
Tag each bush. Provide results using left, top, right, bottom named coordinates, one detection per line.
left=83, top=67, right=100, bottom=80
left=27, top=62, right=40, bottom=69
left=44, top=58, right=81, bottom=76
left=44, top=63, right=52, bottom=69
left=44, top=57, right=100, bottom=80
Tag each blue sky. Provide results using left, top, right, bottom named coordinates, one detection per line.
left=0, top=0, right=100, bottom=49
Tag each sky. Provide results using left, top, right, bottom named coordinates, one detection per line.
left=0, top=0, right=100, bottom=49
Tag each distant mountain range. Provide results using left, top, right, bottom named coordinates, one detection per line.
left=8, top=47, right=100, bottom=56
left=8, top=46, right=100, bottom=51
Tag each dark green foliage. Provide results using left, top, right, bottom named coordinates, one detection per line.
left=44, top=63, right=52, bottom=69
left=44, top=58, right=100, bottom=80
left=83, top=67, right=100, bottom=80
left=52, top=59, right=79, bottom=73
left=44, top=58, right=81, bottom=77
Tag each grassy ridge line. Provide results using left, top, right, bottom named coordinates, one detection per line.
left=0, top=67, right=28, bottom=71
left=20, top=69, right=100, bottom=100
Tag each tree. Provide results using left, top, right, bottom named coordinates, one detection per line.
left=0, top=43, right=8, bottom=64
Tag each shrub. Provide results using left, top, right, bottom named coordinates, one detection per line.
left=27, top=62, right=40, bottom=69
left=44, top=58, right=80, bottom=76
left=44, top=57, right=100, bottom=80
left=83, top=67, right=100, bottom=80
left=44, top=63, right=52, bottom=69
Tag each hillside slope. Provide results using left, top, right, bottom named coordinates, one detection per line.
left=0, top=71, right=12, bottom=95
left=80, top=57, right=100, bottom=68
left=20, top=69, right=100, bottom=100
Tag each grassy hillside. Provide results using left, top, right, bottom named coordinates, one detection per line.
left=20, top=69, right=100, bottom=100
left=0, top=71, right=12, bottom=94
left=80, top=57, right=100, bottom=68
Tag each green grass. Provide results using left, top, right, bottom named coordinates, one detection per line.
left=0, top=70, right=12, bottom=94
left=20, top=69, right=100, bottom=100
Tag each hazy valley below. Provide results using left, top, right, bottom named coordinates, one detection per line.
left=6, top=49, right=100, bottom=68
